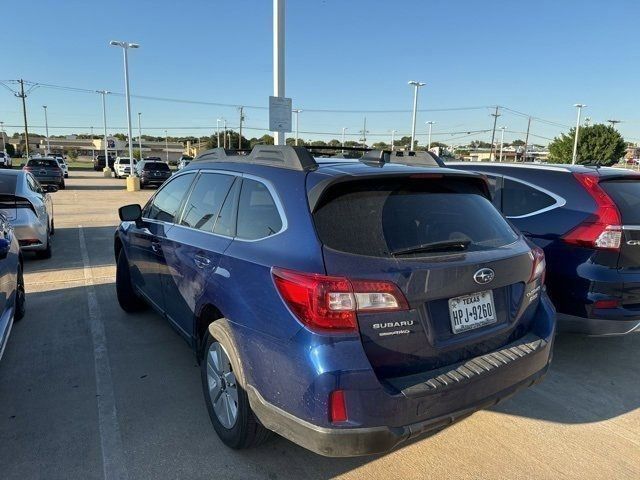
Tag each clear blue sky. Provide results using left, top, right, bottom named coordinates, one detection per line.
left=2, top=0, right=639, bottom=146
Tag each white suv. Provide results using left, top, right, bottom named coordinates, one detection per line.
left=51, top=155, right=68, bottom=178
left=113, top=157, right=137, bottom=179
left=0, top=152, right=12, bottom=169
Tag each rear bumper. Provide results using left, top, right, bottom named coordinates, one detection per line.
left=247, top=295, right=555, bottom=457
left=13, top=218, right=48, bottom=251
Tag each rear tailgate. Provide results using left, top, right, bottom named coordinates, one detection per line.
left=311, top=174, right=542, bottom=380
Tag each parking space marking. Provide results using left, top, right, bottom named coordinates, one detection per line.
left=79, top=225, right=128, bottom=480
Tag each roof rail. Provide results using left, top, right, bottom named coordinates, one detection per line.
left=360, top=150, right=445, bottom=168
left=193, top=145, right=318, bottom=171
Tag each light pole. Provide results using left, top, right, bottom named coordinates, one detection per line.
left=165, top=129, right=169, bottom=163
left=97, top=90, right=110, bottom=170
left=42, top=106, right=50, bottom=154
left=293, top=109, right=302, bottom=145
left=408, top=80, right=425, bottom=151
left=216, top=118, right=222, bottom=147
left=0, top=121, right=5, bottom=154
left=137, top=112, right=143, bottom=161
left=572, top=103, right=586, bottom=165
left=426, top=121, right=435, bottom=150
left=499, top=126, right=506, bottom=162
left=391, top=129, right=396, bottom=151
left=223, top=119, right=227, bottom=148
left=273, top=0, right=286, bottom=145
left=341, top=127, right=347, bottom=153
left=607, top=119, right=621, bottom=129
left=110, top=40, right=139, bottom=186
left=90, top=126, right=95, bottom=160
left=360, top=117, right=368, bottom=148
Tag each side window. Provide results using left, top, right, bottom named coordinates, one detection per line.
left=179, top=173, right=235, bottom=231
left=145, top=173, right=195, bottom=223
left=502, top=178, right=556, bottom=217
left=213, top=179, right=241, bottom=237
left=26, top=174, right=41, bottom=194
left=236, top=179, right=283, bottom=240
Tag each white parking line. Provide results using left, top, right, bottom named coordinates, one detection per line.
left=79, top=225, right=128, bottom=480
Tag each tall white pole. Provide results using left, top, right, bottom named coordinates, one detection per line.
left=90, top=126, right=95, bottom=159
left=273, top=0, right=286, bottom=145
left=408, top=81, right=425, bottom=151
left=223, top=119, right=227, bottom=149
left=426, top=121, right=435, bottom=150
left=137, top=112, right=143, bottom=160
left=99, top=91, right=109, bottom=168
left=499, top=126, right=506, bottom=162
left=216, top=118, right=221, bottom=147
left=341, top=127, right=346, bottom=153
left=391, top=129, right=396, bottom=151
left=165, top=129, right=169, bottom=162
left=572, top=104, right=586, bottom=165
left=43, top=106, right=50, bottom=154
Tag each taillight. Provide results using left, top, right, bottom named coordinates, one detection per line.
left=562, top=173, right=622, bottom=251
left=593, top=298, right=620, bottom=309
left=271, top=267, right=409, bottom=333
left=529, top=246, right=546, bottom=284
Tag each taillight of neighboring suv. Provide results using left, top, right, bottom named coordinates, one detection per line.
left=562, top=172, right=622, bottom=251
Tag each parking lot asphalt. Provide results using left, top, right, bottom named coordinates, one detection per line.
left=0, top=171, right=638, bottom=480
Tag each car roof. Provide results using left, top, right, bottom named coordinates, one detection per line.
left=0, top=169, right=22, bottom=177
left=446, top=161, right=640, bottom=178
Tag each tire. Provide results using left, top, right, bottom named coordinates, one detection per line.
left=14, top=264, right=26, bottom=321
left=50, top=218, right=55, bottom=235
left=201, top=320, right=271, bottom=450
left=59, top=181, right=65, bottom=190
left=36, top=229, right=52, bottom=259
left=115, top=250, right=147, bottom=312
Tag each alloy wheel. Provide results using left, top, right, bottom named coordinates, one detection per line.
left=206, top=341, right=239, bottom=429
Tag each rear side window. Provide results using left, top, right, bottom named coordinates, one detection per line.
left=0, top=175, right=17, bottom=194
left=146, top=173, right=194, bottom=223
left=179, top=173, right=235, bottom=231
left=313, top=177, right=518, bottom=258
left=144, top=162, right=170, bottom=171
left=236, top=179, right=283, bottom=240
left=27, top=159, right=58, bottom=168
left=600, top=180, right=640, bottom=224
left=502, top=178, right=556, bottom=217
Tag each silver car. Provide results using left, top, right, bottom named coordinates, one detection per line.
left=0, top=170, right=55, bottom=258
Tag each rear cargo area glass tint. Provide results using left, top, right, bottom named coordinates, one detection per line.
left=313, top=177, right=518, bottom=257
left=600, top=179, right=640, bottom=224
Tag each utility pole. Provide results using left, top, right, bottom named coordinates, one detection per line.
left=426, top=121, right=435, bottom=150
left=607, top=119, right=621, bottom=129
left=522, top=116, right=532, bottom=162
left=137, top=112, right=143, bottom=160
left=572, top=104, right=586, bottom=165
left=216, top=118, right=222, bottom=147
left=499, top=126, right=506, bottom=162
left=223, top=119, right=227, bottom=149
left=489, top=106, right=501, bottom=161
left=238, top=106, right=244, bottom=149
left=90, top=126, right=95, bottom=159
left=165, top=129, right=169, bottom=162
left=341, top=127, right=347, bottom=153
left=292, top=109, right=301, bottom=146
left=0, top=121, right=5, bottom=153
left=43, top=105, right=50, bottom=154
left=17, top=79, right=30, bottom=157
left=360, top=117, right=368, bottom=148
left=391, top=129, right=396, bottom=151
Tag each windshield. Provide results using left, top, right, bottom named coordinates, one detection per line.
left=313, top=177, right=518, bottom=258
left=27, top=159, right=58, bottom=168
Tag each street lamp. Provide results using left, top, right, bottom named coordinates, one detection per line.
left=293, top=109, right=302, bottom=146
left=97, top=90, right=110, bottom=170
left=426, top=121, right=435, bottom=150
left=341, top=127, right=347, bottom=153
left=408, top=80, right=426, bottom=151
left=42, top=106, right=50, bottom=154
left=90, top=126, right=95, bottom=159
left=391, top=129, right=396, bottom=151
left=499, top=126, right=506, bottom=162
left=137, top=112, right=143, bottom=161
left=223, top=119, right=227, bottom=148
left=216, top=118, right=222, bottom=148
left=165, top=129, right=169, bottom=163
left=110, top=40, right=139, bottom=186
left=572, top=103, right=586, bottom=165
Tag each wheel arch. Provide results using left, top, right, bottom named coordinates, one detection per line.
left=194, top=303, right=225, bottom=360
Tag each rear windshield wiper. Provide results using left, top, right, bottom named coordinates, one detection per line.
left=391, top=240, right=471, bottom=257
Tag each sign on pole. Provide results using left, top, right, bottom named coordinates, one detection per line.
left=269, top=96, right=292, bottom=133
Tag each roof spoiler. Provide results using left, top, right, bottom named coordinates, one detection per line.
left=360, top=150, right=446, bottom=168
left=193, top=145, right=318, bottom=171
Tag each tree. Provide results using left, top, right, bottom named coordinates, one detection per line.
left=511, top=139, right=526, bottom=147
left=372, top=142, right=390, bottom=150
left=114, top=133, right=127, bottom=141
left=132, top=149, right=142, bottom=160
left=470, top=140, right=492, bottom=149
left=5, top=143, right=15, bottom=156
left=68, top=149, right=78, bottom=160
left=548, top=124, right=626, bottom=166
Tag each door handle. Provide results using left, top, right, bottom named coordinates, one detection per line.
left=193, top=254, right=212, bottom=269
left=151, top=242, right=161, bottom=253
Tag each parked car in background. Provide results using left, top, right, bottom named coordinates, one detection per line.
left=94, top=154, right=115, bottom=171
left=177, top=155, right=192, bottom=170
left=449, top=162, right=640, bottom=336
left=143, top=156, right=162, bottom=162
left=0, top=152, right=12, bottom=169
left=135, top=160, right=171, bottom=188
left=0, top=170, right=55, bottom=258
left=114, top=146, right=555, bottom=457
left=0, top=211, right=26, bottom=360
left=23, top=158, right=65, bottom=190
left=51, top=155, right=69, bottom=178
left=113, top=157, right=137, bottom=179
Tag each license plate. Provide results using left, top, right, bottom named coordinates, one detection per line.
left=448, top=290, right=496, bottom=334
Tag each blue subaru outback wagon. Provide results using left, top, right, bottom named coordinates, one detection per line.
left=114, top=146, right=555, bottom=457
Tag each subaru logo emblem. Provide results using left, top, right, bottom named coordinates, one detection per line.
left=473, top=268, right=495, bottom=285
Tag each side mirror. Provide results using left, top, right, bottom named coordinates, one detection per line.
left=43, top=185, right=59, bottom=193
left=0, top=238, right=10, bottom=259
left=119, top=204, right=143, bottom=227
